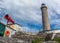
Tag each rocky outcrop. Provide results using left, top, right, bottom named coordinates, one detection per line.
left=12, top=31, right=34, bottom=42
left=0, top=37, right=19, bottom=43
left=0, top=37, right=32, bottom=43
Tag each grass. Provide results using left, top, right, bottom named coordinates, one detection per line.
left=52, top=38, right=60, bottom=43
left=32, top=38, right=44, bottom=43
left=32, top=37, right=60, bottom=43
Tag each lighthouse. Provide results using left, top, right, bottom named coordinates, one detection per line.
left=41, top=3, right=50, bottom=31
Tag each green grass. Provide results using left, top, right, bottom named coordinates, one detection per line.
left=52, top=38, right=60, bottom=43
left=32, top=37, right=60, bottom=43
left=32, top=38, right=44, bottom=43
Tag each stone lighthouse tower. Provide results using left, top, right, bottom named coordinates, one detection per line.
left=41, top=3, right=50, bottom=31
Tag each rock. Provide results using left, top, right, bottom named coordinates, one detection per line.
left=0, top=37, right=19, bottom=43
left=12, top=31, right=34, bottom=41
left=0, top=37, right=32, bottom=43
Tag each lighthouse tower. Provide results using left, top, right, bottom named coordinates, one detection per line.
left=41, top=3, right=50, bottom=31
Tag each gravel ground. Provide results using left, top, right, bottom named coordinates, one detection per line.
left=0, top=37, right=31, bottom=43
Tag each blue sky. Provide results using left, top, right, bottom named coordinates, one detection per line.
left=0, top=0, right=60, bottom=33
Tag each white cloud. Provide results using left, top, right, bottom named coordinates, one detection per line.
left=2, top=0, right=42, bottom=25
